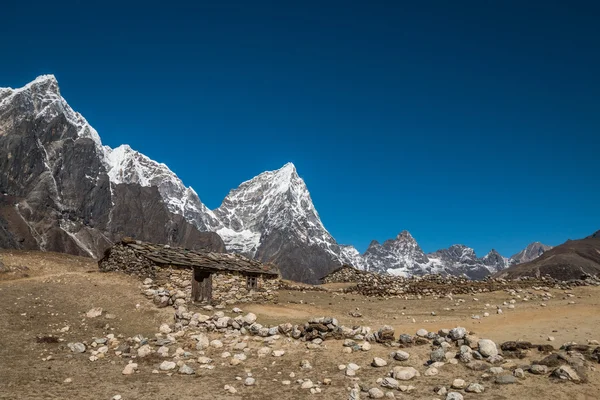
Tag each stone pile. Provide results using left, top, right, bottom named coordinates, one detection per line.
left=344, top=272, right=591, bottom=298
left=321, top=265, right=368, bottom=284
left=174, top=311, right=394, bottom=344
left=278, top=281, right=329, bottom=292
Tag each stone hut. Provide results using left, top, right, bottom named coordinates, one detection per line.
left=320, top=264, right=366, bottom=284
left=99, top=238, right=280, bottom=305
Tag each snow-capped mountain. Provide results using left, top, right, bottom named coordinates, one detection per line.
left=0, top=75, right=360, bottom=282
left=361, top=232, right=512, bottom=279
left=208, top=163, right=363, bottom=282
left=363, top=231, right=443, bottom=276
left=0, top=75, right=224, bottom=257
left=104, top=144, right=220, bottom=231
left=481, top=249, right=510, bottom=272
left=0, top=75, right=552, bottom=283
left=509, top=242, right=552, bottom=265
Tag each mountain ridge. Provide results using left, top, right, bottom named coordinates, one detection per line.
left=495, top=233, right=600, bottom=280
left=0, top=75, right=554, bottom=282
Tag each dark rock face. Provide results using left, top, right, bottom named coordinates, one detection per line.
left=0, top=75, right=224, bottom=258
left=108, top=184, right=225, bottom=252
left=255, top=228, right=340, bottom=284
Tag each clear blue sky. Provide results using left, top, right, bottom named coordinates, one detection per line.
left=2, top=1, right=599, bottom=257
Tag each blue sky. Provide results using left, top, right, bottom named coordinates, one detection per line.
left=2, top=1, right=599, bottom=257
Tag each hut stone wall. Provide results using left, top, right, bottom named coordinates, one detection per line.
left=100, top=243, right=279, bottom=306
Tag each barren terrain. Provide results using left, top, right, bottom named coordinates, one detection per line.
left=0, top=250, right=598, bottom=400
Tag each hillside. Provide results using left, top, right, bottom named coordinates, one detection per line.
left=495, top=231, right=600, bottom=280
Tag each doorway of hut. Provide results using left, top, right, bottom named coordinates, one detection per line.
left=192, top=268, right=212, bottom=303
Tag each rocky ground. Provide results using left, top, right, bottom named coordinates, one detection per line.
left=1, top=250, right=599, bottom=400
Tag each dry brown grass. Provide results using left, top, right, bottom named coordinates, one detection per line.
left=0, top=250, right=599, bottom=399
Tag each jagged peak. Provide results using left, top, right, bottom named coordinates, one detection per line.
left=448, top=244, right=469, bottom=250
left=484, top=249, right=505, bottom=259
left=18, top=74, right=60, bottom=96
left=29, top=74, right=59, bottom=86
left=278, top=162, right=297, bottom=173
left=396, top=230, right=414, bottom=241
left=367, top=239, right=381, bottom=249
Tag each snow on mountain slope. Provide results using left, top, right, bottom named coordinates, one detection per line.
left=364, top=231, right=444, bottom=276
left=104, top=144, right=219, bottom=231
left=481, top=249, right=509, bottom=272
left=361, top=232, right=512, bottom=279
left=1, top=75, right=554, bottom=282
left=0, top=75, right=103, bottom=152
left=339, top=245, right=367, bottom=270
left=0, top=75, right=224, bottom=258
left=212, top=163, right=345, bottom=260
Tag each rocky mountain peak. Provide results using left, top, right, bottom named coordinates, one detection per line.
left=0, top=75, right=224, bottom=259
left=0, top=75, right=562, bottom=284
left=26, top=74, right=60, bottom=94
left=509, top=242, right=552, bottom=265
left=396, top=230, right=415, bottom=241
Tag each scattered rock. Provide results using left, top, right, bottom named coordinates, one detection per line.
left=552, top=365, right=586, bottom=383
left=224, top=385, right=237, bottom=394
left=178, top=364, right=195, bottom=375
left=529, top=364, right=549, bottom=375
left=122, top=363, right=138, bottom=375
left=449, top=327, right=467, bottom=341
left=451, top=379, right=466, bottom=389
left=137, top=344, right=152, bottom=358
left=159, top=361, right=176, bottom=371
left=393, top=350, right=410, bottom=361
left=381, top=377, right=399, bottom=389
left=513, top=368, right=525, bottom=379
left=301, top=380, right=314, bottom=389
left=391, top=366, right=420, bottom=381
left=478, top=339, right=498, bottom=357
left=465, top=383, right=484, bottom=393
left=159, top=323, right=171, bottom=334
left=372, top=357, right=387, bottom=367
left=430, top=348, right=446, bottom=362
left=67, top=343, right=86, bottom=353
left=86, top=308, right=103, bottom=318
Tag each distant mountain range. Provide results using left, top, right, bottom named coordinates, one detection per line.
left=495, top=231, right=600, bottom=281
left=0, top=75, right=556, bottom=282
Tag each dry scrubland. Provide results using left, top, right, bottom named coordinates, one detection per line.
left=0, top=250, right=599, bottom=400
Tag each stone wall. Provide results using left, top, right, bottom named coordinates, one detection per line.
left=99, top=243, right=160, bottom=277
left=211, top=271, right=279, bottom=304
left=321, top=266, right=366, bottom=284
left=145, top=267, right=279, bottom=306
left=100, top=244, right=280, bottom=306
